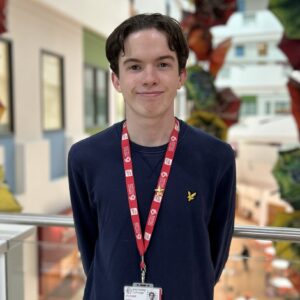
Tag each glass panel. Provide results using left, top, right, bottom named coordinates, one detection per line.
left=237, top=0, right=246, bottom=12
left=1, top=221, right=300, bottom=300
left=95, top=69, right=108, bottom=127
left=42, top=53, right=63, bottom=131
left=275, top=101, right=290, bottom=114
left=37, top=227, right=85, bottom=300
left=0, top=40, right=11, bottom=134
left=1, top=225, right=86, bottom=300
left=215, top=238, right=300, bottom=300
left=84, top=67, right=108, bottom=132
left=240, top=96, right=257, bottom=116
left=265, top=102, right=271, bottom=114
left=84, top=66, right=95, bottom=129
left=243, top=12, right=256, bottom=24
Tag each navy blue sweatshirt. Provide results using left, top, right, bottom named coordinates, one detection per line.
left=68, top=120, right=236, bottom=300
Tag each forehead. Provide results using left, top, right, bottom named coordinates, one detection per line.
left=120, top=29, right=176, bottom=59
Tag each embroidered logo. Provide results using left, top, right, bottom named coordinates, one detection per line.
left=187, top=191, right=197, bottom=202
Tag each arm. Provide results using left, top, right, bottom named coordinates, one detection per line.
left=208, top=151, right=236, bottom=284
left=68, top=147, right=99, bottom=275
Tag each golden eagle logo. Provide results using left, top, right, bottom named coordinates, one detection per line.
left=187, top=191, right=196, bottom=202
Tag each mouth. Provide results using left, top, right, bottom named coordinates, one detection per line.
left=136, top=91, right=164, bottom=97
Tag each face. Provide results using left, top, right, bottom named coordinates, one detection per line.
left=112, top=29, right=186, bottom=121
left=149, top=293, right=155, bottom=300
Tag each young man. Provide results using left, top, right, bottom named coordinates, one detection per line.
left=68, top=13, right=236, bottom=300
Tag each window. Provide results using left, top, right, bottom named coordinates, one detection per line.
left=0, top=39, right=13, bottom=134
left=240, top=96, right=257, bottom=116
left=237, top=0, right=246, bottom=12
left=265, top=102, right=271, bottom=114
left=275, top=101, right=290, bottom=114
left=84, top=65, right=108, bottom=132
left=257, top=42, right=268, bottom=56
left=235, top=45, right=245, bottom=57
left=243, top=12, right=255, bottom=24
left=42, top=52, right=64, bottom=131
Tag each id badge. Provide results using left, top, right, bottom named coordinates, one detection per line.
left=124, top=283, right=162, bottom=300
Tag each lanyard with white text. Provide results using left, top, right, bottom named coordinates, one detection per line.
left=121, top=118, right=180, bottom=283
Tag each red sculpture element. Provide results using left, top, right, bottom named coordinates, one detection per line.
left=0, top=0, right=7, bottom=34
left=209, top=38, right=232, bottom=77
left=188, top=26, right=212, bottom=61
left=216, top=88, right=241, bottom=127
left=287, top=77, right=300, bottom=140
left=278, top=36, right=300, bottom=71
left=194, top=0, right=236, bottom=27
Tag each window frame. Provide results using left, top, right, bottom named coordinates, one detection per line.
left=0, top=37, right=14, bottom=136
left=84, top=64, right=109, bottom=132
left=40, top=50, right=65, bottom=132
left=240, top=95, right=257, bottom=116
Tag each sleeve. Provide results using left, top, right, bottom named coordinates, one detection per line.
left=68, top=147, right=99, bottom=276
left=208, top=150, right=236, bottom=284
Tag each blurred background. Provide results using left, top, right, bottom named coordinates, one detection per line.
left=0, top=0, right=300, bottom=299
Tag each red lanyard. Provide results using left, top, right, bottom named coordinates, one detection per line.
left=121, top=118, right=179, bottom=283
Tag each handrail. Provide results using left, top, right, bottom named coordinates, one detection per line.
left=0, top=212, right=74, bottom=227
left=0, top=212, right=300, bottom=243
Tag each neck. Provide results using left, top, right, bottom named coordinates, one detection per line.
left=126, top=116, right=175, bottom=147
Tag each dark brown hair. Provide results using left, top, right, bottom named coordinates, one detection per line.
left=106, top=13, right=189, bottom=76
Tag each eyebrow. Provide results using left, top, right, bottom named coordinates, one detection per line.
left=122, top=58, right=141, bottom=65
left=122, top=55, right=176, bottom=65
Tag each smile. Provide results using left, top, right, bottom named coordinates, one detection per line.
left=136, top=91, right=164, bottom=97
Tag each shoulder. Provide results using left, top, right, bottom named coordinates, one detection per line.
left=179, top=120, right=235, bottom=168
left=68, top=122, right=122, bottom=166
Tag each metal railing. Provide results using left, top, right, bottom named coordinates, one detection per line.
left=0, top=212, right=300, bottom=243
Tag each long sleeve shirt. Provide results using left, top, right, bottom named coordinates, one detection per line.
left=68, top=120, right=236, bottom=300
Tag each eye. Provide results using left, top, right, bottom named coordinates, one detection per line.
left=158, top=62, right=169, bottom=68
left=129, top=65, right=141, bottom=71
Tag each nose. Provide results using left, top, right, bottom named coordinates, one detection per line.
left=143, top=66, right=158, bottom=86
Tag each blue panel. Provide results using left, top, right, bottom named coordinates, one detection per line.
left=235, top=45, right=245, bottom=57
left=0, top=137, right=15, bottom=192
left=43, top=131, right=66, bottom=179
left=237, top=0, right=246, bottom=12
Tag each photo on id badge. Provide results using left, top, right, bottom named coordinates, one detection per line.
left=124, top=285, right=161, bottom=300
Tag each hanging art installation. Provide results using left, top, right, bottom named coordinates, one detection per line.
left=182, top=0, right=240, bottom=141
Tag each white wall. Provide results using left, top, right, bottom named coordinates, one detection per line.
left=212, top=10, right=283, bottom=44
left=217, top=65, right=289, bottom=91
left=3, top=0, right=85, bottom=213
left=212, top=9, right=291, bottom=118
left=228, top=116, right=298, bottom=225
left=134, top=0, right=183, bottom=21
left=37, top=0, right=130, bottom=37
left=224, top=40, right=287, bottom=64
left=216, top=64, right=291, bottom=117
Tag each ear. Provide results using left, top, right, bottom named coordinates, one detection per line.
left=178, top=68, right=187, bottom=89
left=111, top=72, right=122, bottom=92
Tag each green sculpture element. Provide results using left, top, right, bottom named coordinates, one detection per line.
left=185, top=65, right=217, bottom=111
left=272, top=146, right=300, bottom=210
left=187, top=110, right=228, bottom=141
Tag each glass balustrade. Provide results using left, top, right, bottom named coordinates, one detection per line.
left=215, top=238, right=300, bottom=300
left=0, top=216, right=299, bottom=300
